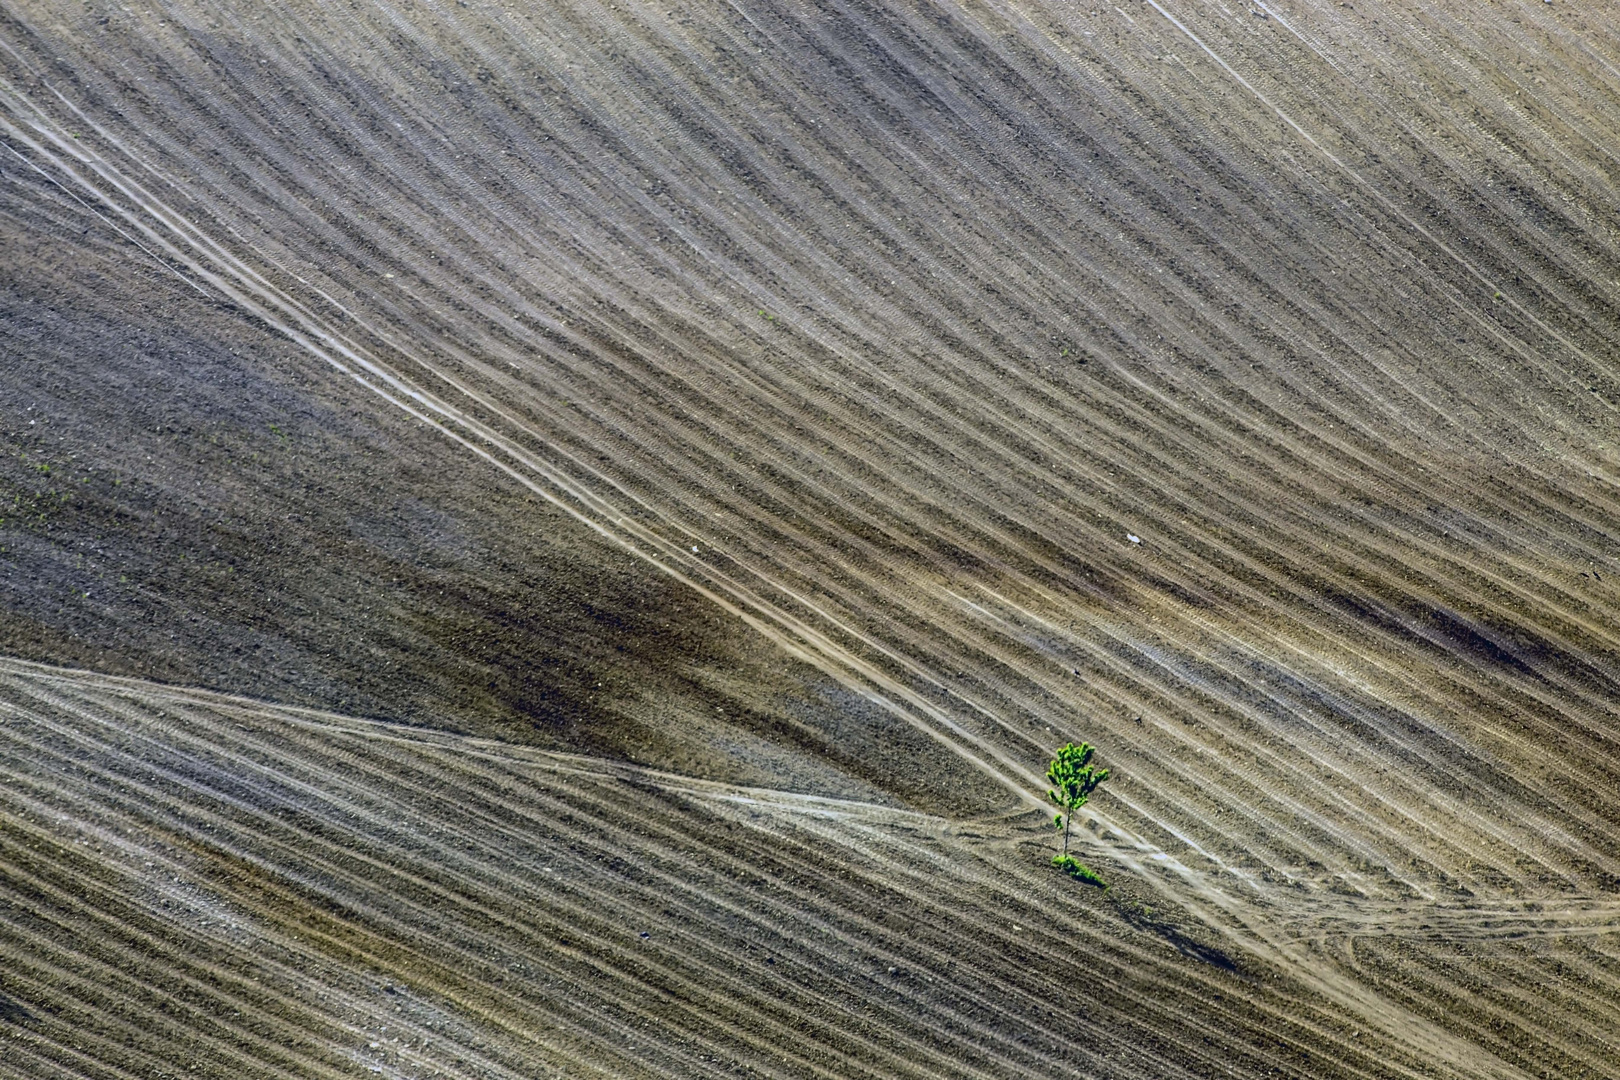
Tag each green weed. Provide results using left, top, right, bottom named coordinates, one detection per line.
left=1052, top=854, right=1107, bottom=889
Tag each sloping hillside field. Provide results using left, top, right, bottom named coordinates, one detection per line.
left=3, top=0, right=1620, bottom=1075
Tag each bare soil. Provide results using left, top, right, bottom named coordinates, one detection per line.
left=2, top=0, right=1619, bottom=1076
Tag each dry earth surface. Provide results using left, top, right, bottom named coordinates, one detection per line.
left=2, top=0, right=1620, bottom=1076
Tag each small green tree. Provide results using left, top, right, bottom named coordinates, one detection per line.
left=1047, top=742, right=1109, bottom=886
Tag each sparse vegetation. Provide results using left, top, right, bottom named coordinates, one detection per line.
left=2, top=444, right=79, bottom=534
left=1053, top=854, right=1107, bottom=889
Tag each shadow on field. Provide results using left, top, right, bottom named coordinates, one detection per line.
left=0, top=990, right=37, bottom=1024
left=1113, top=898, right=1241, bottom=974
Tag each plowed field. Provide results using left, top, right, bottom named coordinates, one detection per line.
left=2, top=0, right=1618, bottom=1076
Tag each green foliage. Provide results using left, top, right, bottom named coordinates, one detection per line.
left=1047, top=742, right=1108, bottom=844
left=1052, top=854, right=1107, bottom=889
left=1046, top=741, right=1110, bottom=886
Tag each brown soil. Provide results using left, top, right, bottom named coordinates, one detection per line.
left=2, top=0, right=1619, bottom=1076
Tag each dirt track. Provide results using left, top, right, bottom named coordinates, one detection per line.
left=11, top=656, right=1618, bottom=1080
left=2, top=0, right=1620, bottom=1075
